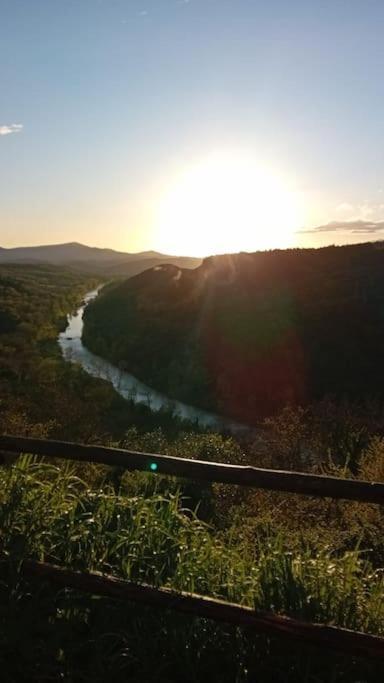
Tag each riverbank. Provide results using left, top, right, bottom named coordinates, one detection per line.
left=59, top=288, right=249, bottom=434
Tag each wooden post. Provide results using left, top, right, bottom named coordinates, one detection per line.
left=0, top=449, right=19, bottom=466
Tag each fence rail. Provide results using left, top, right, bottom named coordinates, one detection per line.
left=15, top=559, right=383, bottom=660
left=1, top=434, right=384, bottom=504
left=2, top=433, right=384, bottom=659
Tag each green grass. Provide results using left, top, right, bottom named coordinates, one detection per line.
left=1, top=456, right=384, bottom=681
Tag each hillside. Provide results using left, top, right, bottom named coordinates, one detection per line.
left=0, top=242, right=202, bottom=277
left=0, top=263, right=192, bottom=440
left=83, top=241, right=384, bottom=423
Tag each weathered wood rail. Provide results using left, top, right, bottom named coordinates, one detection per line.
left=2, top=433, right=384, bottom=659
left=19, top=559, right=384, bottom=659
left=1, top=434, right=384, bottom=504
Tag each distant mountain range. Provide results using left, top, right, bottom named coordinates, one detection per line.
left=0, top=242, right=202, bottom=277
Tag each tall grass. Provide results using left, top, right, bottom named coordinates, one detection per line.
left=1, top=456, right=384, bottom=682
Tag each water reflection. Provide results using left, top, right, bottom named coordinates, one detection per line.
left=59, top=289, right=246, bottom=432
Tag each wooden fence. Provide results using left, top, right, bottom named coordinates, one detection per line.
left=1, top=434, right=384, bottom=660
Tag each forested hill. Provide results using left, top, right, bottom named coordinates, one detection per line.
left=0, top=264, right=98, bottom=436
left=0, top=263, right=203, bottom=439
left=83, top=241, right=384, bottom=424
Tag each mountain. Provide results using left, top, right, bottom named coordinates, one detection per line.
left=0, top=242, right=202, bottom=276
left=82, top=241, right=384, bottom=424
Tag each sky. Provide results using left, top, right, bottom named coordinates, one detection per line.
left=1, top=0, right=384, bottom=256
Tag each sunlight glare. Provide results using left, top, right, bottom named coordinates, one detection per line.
left=153, top=152, right=303, bottom=256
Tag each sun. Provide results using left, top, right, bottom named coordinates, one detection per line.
left=152, top=151, right=304, bottom=257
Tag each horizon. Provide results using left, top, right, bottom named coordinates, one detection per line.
left=1, top=234, right=384, bottom=261
left=2, top=1, right=384, bottom=254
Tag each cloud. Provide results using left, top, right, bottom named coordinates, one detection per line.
left=0, top=123, right=23, bottom=136
left=335, top=202, right=355, bottom=214
left=298, top=220, right=384, bottom=235
left=298, top=199, right=384, bottom=235
left=333, top=200, right=384, bottom=222
left=137, top=9, right=148, bottom=15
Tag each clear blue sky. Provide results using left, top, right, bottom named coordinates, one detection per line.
left=1, top=0, right=384, bottom=254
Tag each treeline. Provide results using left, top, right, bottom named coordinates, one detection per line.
left=0, top=264, right=196, bottom=441
left=83, top=242, right=384, bottom=424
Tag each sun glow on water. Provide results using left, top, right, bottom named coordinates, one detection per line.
left=153, top=152, right=304, bottom=257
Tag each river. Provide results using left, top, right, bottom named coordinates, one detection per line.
left=58, top=288, right=246, bottom=432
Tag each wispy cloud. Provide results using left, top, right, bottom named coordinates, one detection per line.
left=333, top=199, right=384, bottom=222
left=298, top=198, right=384, bottom=235
left=0, top=123, right=23, bottom=136
left=298, top=220, right=384, bottom=235
left=137, top=9, right=148, bottom=16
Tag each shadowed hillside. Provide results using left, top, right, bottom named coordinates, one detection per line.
left=83, top=241, right=384, bottom=424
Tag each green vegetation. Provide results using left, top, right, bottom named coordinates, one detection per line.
left=1, top=436, right=384, bottom=682
left=2, top=259, right=384, bottom=681
left=0, top=264, right=199, bottom=440
left=83, top=242, right=384, bottom=424
left=2, top=418, right=384, bottom=681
